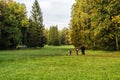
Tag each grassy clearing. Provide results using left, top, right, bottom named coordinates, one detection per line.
left=0, top=45, right=120, bottom=80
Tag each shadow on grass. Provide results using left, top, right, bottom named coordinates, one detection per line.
left=0, top=54, right=120, bottom=63
left=86, top=54, right=120, bottom=58
left=0, top=53, right=64, bottom=63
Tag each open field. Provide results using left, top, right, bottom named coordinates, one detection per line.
left=0, top=45, right=120, bottom=80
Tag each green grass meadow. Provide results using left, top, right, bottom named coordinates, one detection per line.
left=0, top=45, right=120, bottom=80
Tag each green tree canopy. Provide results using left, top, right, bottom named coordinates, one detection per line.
left=70, top=0, right=120, bottom=50
left=59, top=27, right=70, bottom=45
left=48, top=25, right=60, bottom=46
left=0, top=0, right=28, bottom=49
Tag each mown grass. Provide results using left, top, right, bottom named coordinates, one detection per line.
left=0, top=45, right=120, bottom=80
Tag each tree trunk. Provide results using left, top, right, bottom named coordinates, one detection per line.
left=115, top=34, right=119, bottom=51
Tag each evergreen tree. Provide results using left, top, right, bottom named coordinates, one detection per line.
left=26, top=0, right=46, bottom=47
left=44, top=28, right=49, bottom=44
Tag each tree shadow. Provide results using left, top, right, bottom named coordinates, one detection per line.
left=0, top=53, right=64, bottom=63
left=85, top=54, right=120, bottom=58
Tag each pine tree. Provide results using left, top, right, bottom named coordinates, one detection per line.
left=26, top=0, right=46, bottom=47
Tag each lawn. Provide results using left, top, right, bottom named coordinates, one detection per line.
left=0, top=45, right=120, bottom=80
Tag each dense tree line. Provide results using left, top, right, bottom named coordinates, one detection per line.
left=59, top=27, right=71, bottom=45
left=44, top=26, right=71, bottom=46
left=70, top=0, right=120, bottom=51
left=48, top=25, right=60, bottom=46
left=0, top=0, right=71, bottom=49
left=0, top=0, right=45, bottom=49
left=0, top=0, right=28, bottom=49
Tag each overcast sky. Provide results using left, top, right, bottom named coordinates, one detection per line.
left=13, top=0, right=75, bottom=30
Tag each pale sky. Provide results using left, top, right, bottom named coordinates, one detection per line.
left=13, top=0, right=75, bottom=30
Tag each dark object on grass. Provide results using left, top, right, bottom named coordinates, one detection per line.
left=81, top=46, right=85, bottom=55
left=68, top=49, right=72, bottom=56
